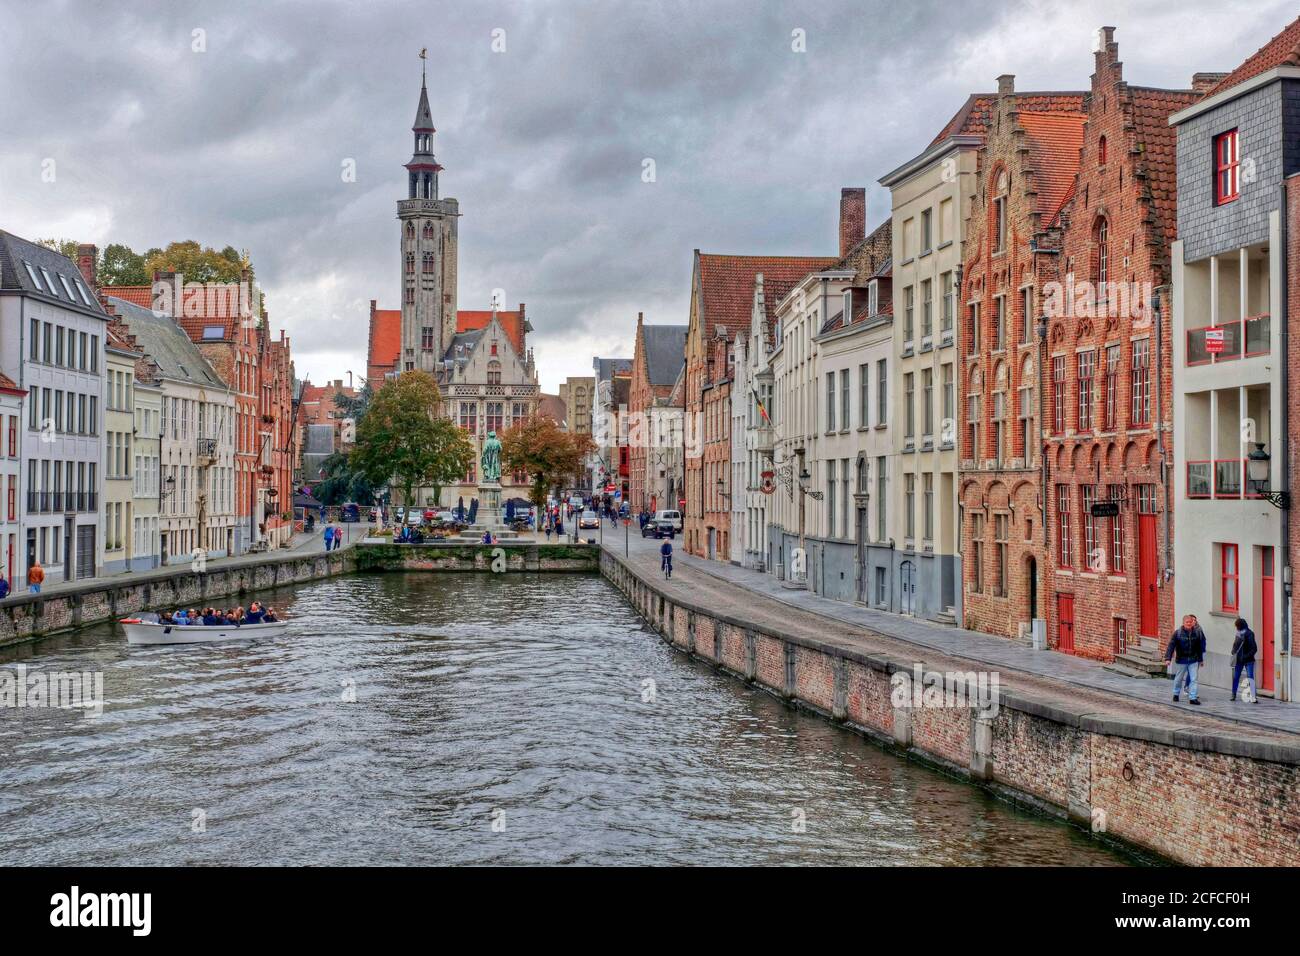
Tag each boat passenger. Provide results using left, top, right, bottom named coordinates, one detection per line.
left=245, top=603, right=265, bottom=625
left=202, top=608, right=221, bottom=626
left=263, top=607, right=279, bottom=622
left=173, top=609, right=189, bottom=625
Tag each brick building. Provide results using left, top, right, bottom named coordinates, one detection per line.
left=959, top=78, right=1086, bottom=640
left=628, top=313, right=686, bottom=513
left=1043, top=30, right=1197, bottom=663
left=685, top=252, right=835, bottom=560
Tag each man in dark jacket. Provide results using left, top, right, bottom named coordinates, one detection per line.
left=1164, top=614, right=1206, bottom=705
left=1230, top=618, right=1258, bottom=702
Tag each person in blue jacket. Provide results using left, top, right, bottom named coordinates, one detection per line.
left=660, top=539, right=673, bottom=579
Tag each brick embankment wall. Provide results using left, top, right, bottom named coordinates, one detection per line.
left=0, top=549, right=354, bottom=650
left=601, top=550, right=1300, bottom=866
left=352, top=541, right=599, bottom=573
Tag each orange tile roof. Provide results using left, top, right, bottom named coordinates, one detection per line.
left=929, top=92, right=1087, bottom=146
left=697, top=254, right=837, bottom=339
left=456, top=309, right=525, bottom=355
left=1019, top=110, right=1086, bottom=221
left=367, top=308, right=401, bottom=383
left=1130, top=86, right=1200, bottom=243
left=1207, top=16, right=1300, bottom=97
left=101, top=284, right=153, bottom=308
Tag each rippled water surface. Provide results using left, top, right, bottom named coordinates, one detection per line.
left=0, top=573, right=1134, bottom=865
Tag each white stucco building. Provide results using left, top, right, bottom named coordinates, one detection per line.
left=0, top=232, right=108, bottom=587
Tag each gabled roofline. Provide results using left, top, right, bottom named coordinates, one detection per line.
left=879, top=133, right=983, bottom=188
left=1168, top=65, right=1300, bottom=125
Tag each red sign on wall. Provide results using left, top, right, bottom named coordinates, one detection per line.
left=1205, top=327, right=1225, bottom=354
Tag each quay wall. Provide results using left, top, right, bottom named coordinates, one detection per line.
left=600, top=549, right=1300, bottom=866
left=0, top=548, right=355, bottom=650
left=0, top=542, right=598, bottom=650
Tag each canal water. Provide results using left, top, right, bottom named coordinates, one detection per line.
left=0, top=573, right=1134, bottom=865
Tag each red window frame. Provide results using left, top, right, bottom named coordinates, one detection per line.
left=1077, top=350, right=1095, bottom=431
left=1220, top=543, right=1239, bottom=612
left=1130, top=339, right=1151, bottom=425
left=7, top=416, right=14, bottom=457
left=1052, top=355, right=1066, bottom=434
left=1057, top=484, right=1073, bottom=568
left=1214, top=129, right=1240, bottom=206
left=1109, top=485, right=1126, bottom=574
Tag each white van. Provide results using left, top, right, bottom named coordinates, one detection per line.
left=653, top=509, right=683, bottom=532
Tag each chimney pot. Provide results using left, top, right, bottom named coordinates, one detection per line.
left=839, top=187, right=866, bottom=258
left=997, top=74, right=1015, bottom=95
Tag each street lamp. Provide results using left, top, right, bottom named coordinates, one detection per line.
left=1247, top=443, right=1289, bottom=509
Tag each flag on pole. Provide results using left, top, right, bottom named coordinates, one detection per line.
left=753, top=388, right=771, bottom=425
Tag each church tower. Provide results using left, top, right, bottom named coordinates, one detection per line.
left=398, top=59, right=459, bottom=375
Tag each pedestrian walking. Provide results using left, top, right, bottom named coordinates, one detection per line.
left=27, top=560, right=44, bottom=594
left=1230, top=617, right=1258, bottom=703
left=1164, top=614, right=1206, bottom=705
left=323, top=525, right=334, bottom=552
left=333, top=524, right=343, bottom=550
left=0, top=571, right=10, bottom=600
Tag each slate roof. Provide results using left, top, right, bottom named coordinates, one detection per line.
left=594, top=357, right=632, bottom=383
left=0, top=230, right=107, bottom=319
left=413, top=77, right=435, bottom=131
left=697, top=254, right=837, bottom=340
left=105, top=296, right=225, bottom=389
left=641, top=324, right=687, bottom=388
left=1207, top=16, right=1300, bottom=97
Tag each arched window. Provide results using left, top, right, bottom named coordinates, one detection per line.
left=405, top=253, right=415, bottom=275
left=405, top=222, right=415, bottom=239
left=422, top=252, right=434, bottom=273
left=487, top=360, right=502, bottom=386
left=1098, top=135, right=1108, bottom=165
left=422, top=222, right=435, bottom=240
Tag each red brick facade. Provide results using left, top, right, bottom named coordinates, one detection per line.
left=1042, top=32, right=1195, bottom=659
left=699, top=332, right=732, bottom=559
left=960, top=78, right=1085, bottom=640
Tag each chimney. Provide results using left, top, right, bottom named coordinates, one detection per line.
left=997, top=74, right=1015, bottom=95
left=839, top=188, right=866, bottom=257
left=1096, top=26, right=1116, bottom=62
left=76, top=244, right=97, bottom=289
left=1192, top=72, right=1228, bottom=96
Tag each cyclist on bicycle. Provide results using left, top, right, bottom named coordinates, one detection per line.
left=660, top=539, right=673, bottom=579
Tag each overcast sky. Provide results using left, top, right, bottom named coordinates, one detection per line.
left=0, top=0, right=1292, bottom=392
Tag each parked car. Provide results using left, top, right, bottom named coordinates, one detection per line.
left=341, top=503, right=360, bottom=522
left=579, top=509, right=600, bottom=529
left=434, top=510, right=457, bottom=524
left=407, top=512, right=423, bottom=526
left=653, top=509, right=683, bottom=532
left=641, top=519, right=665, bottom=538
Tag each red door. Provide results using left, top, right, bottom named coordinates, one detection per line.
left=1260, top=548, right=1275, bottom=693
left=1057, top=594, right=1075, bottom=653
left=1138, top=513, right=1159, bottom=637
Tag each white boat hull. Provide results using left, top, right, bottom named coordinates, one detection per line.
left=121, top=620, right=289, bottom=646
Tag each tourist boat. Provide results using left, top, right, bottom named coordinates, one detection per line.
left=119, top=614, right=289, bottom=646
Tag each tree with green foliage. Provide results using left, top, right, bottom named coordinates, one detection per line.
left=37, top=238, right=80, bottom=261
left=100, top=243, right=149, bottom=284
left=145, top=240, right=248, bottom=283
left=313, top=452, right=376, bottom=506
left=500, top=416, right=595, bottom=513
left=349, top=371, right=474, bottom=508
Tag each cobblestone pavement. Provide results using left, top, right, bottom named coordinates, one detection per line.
left=608, top=533, right=1300, bottom=740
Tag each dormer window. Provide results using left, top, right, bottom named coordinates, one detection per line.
left=23, top=262, right=42, bottom=291
left=868, top=281, right=879, bottom=316
left=842, top=290, right=852, bottom=322
left=41, top=268, right=57, bottom=296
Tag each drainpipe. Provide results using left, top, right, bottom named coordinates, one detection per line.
left=1280, top=186, right=1292, bottom=700
left=1153, top=285, right=1173, bottom=595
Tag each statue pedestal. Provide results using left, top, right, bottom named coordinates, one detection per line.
left=455, top=481, right=521, bottom=540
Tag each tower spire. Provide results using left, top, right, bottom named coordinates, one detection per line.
left=406, top=51, right=442, bottom=199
